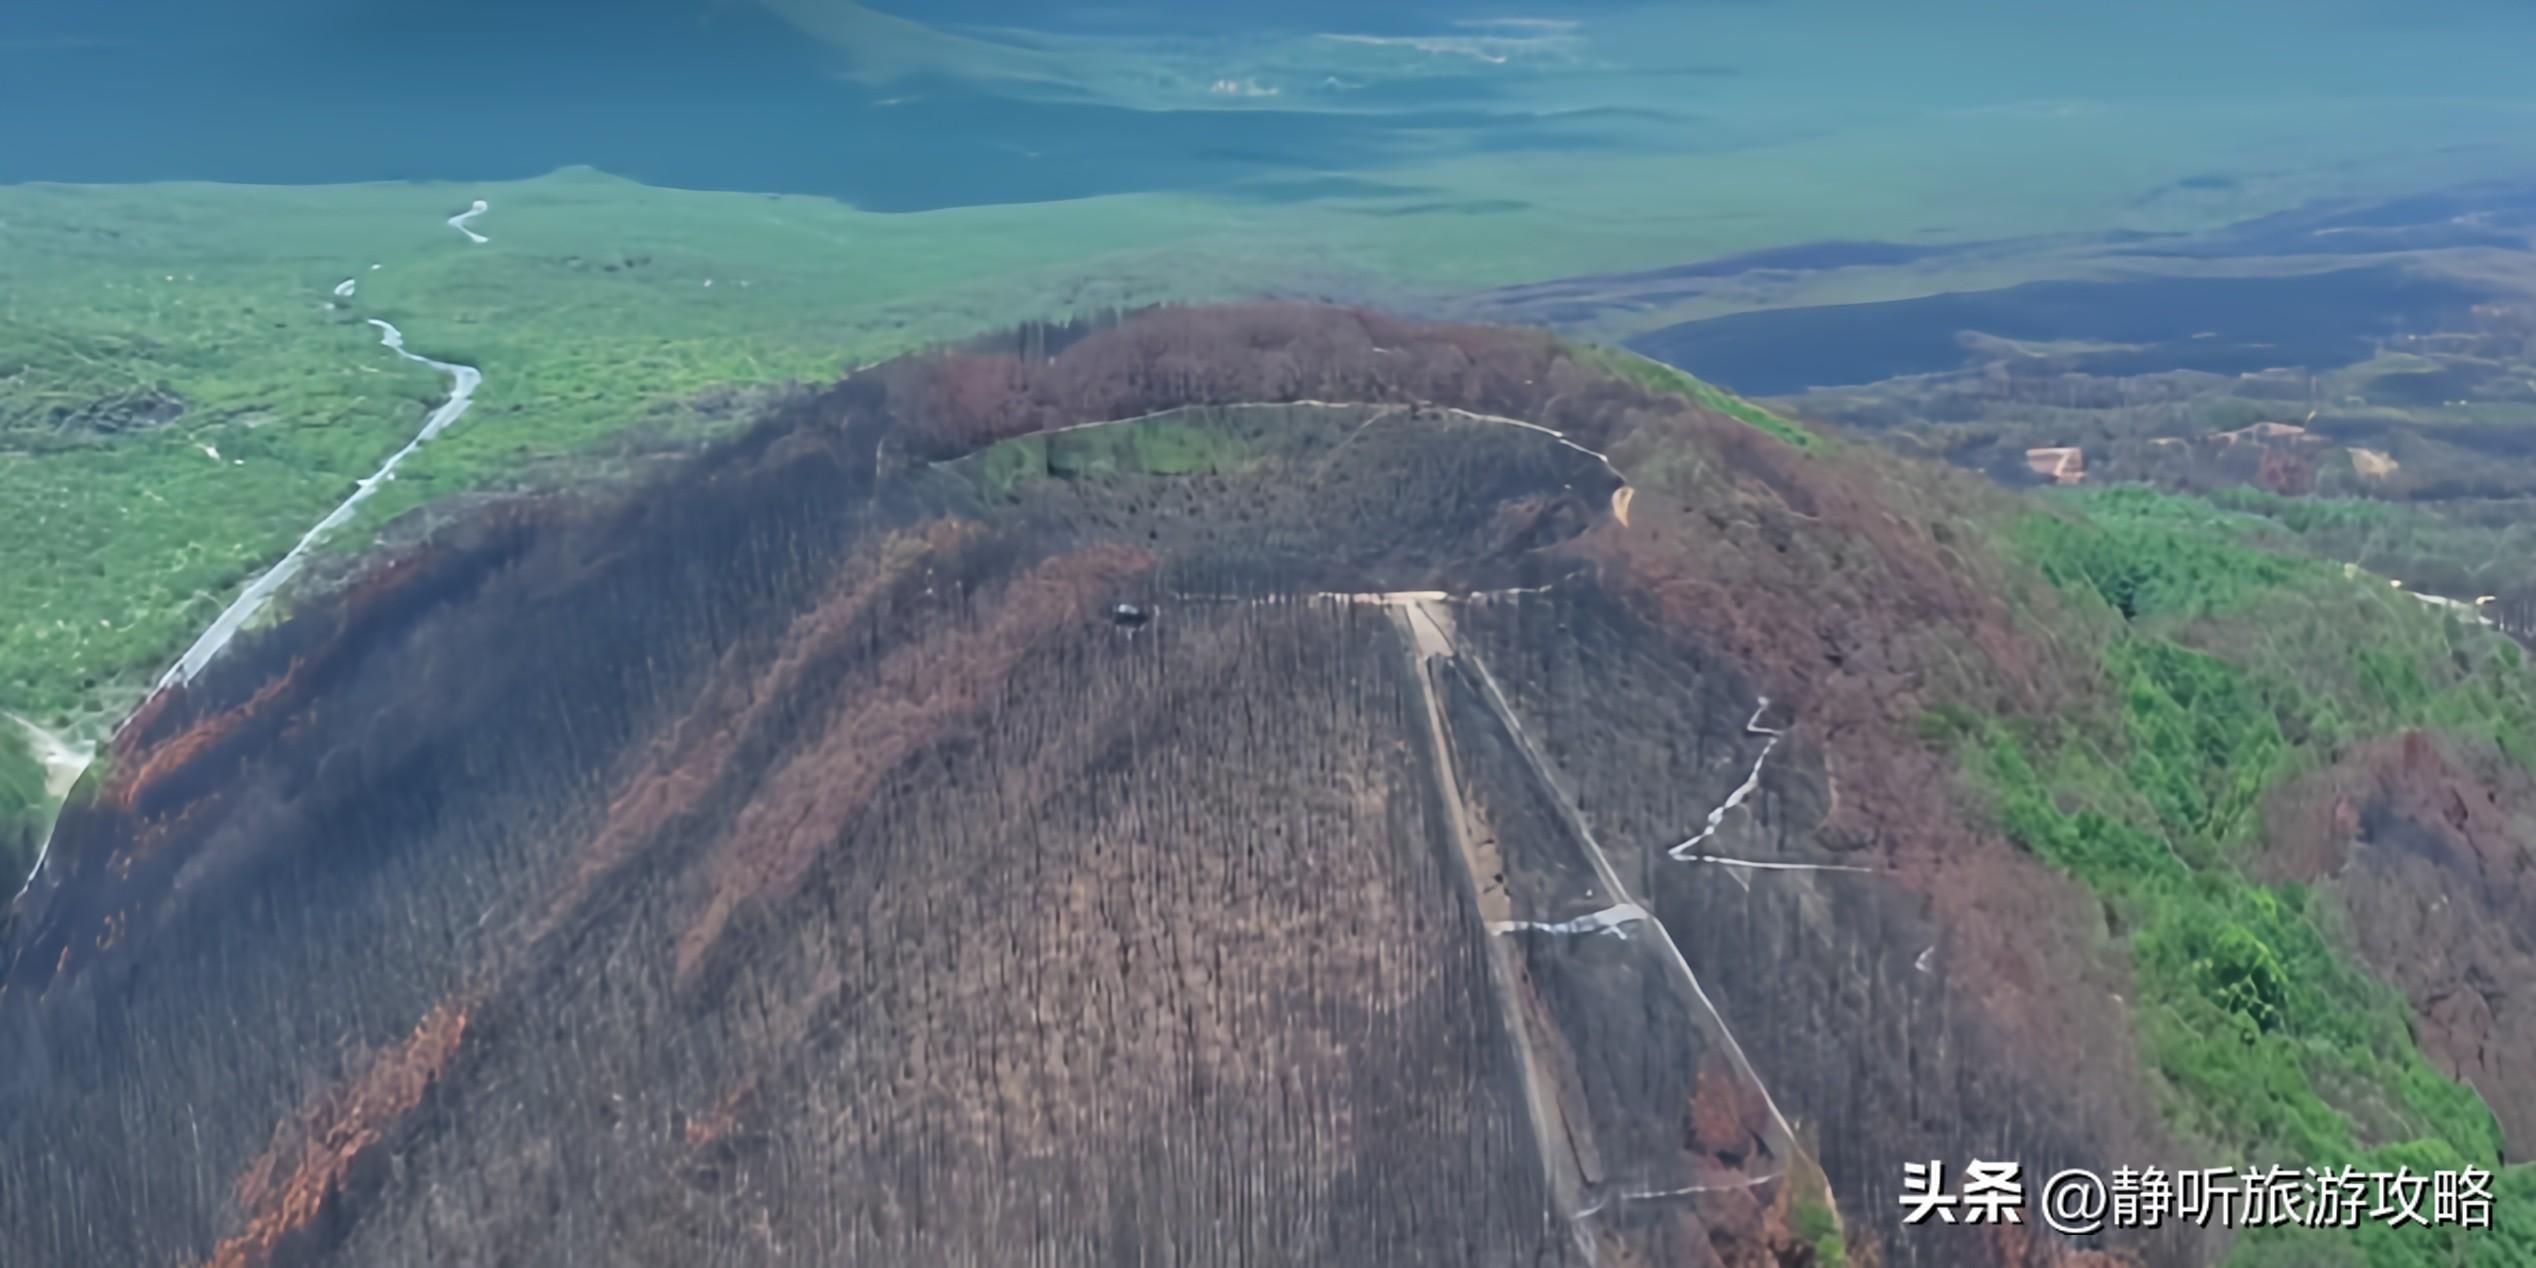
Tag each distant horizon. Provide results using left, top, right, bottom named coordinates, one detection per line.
left=9, top=0, right=2536, bottom=215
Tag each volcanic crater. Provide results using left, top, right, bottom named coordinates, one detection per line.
left=1, top=304, right=2200, bottom=1268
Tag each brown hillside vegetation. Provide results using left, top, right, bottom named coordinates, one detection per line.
left=2262, top=731, right=2536, bottom=1158
left=3, top=304, right=2192, bottom=1267
left=887, top=305, right=1573, bottom=458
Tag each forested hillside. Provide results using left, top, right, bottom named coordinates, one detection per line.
left=2, top=304, right=2530, bottom=1268
left=1969, top=486, right=2536, bottom=1265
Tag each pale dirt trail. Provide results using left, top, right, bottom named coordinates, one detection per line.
left=1665, top=699, right=1784, bottom=861
left=5, top=713, right=91, bottom=801
left=14, top=212, right=489, bottom=899
left=447, top=199, right=491, bottom=244
left=1383, top=597, right=1589, bottom=1236
left=1379, top=592, right=1823, bottom=1252
left=1432, top=602, right=1808, bottom=1156
left=157, top=321, right=482, bottom=690
left=1006, top=398, right=1634, bottom=495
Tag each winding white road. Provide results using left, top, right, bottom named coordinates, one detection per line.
left=1393, top=595, right=1814, bottom=1241
left=1665, top=699, right=1785, bottom=860
left=447, top=199, right=491, bottom=245
left=11, top=210, right=489, bottom=899
left=1023, top=399, right=1629, bottom=486
left=1489, top=901, right=1650, bottom=938
left=163, top=203, right=493, bottom=688
left=159, top=320, right=482, bottom=689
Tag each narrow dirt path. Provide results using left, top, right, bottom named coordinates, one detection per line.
left=977, top=398, right=1634, bottom=499
left=4, top=713, right=90, bottom=801
left=1665, top=699, right=1784, bottom=860
left=1377, top=591, right=1833, bottom=1259
left=1437, top=607, right=1809, bottom=1154
left=1384, top=597, right=1590, bottom=1234
left=6, top=713, right=91, bottom=900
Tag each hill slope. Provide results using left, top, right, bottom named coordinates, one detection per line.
left=1, top=304, right=2529, bottom=1267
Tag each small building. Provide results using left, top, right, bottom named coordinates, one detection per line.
left=2024, top=446, right=2085, bottom=485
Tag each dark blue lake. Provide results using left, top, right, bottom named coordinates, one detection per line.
left=0, top=0, right=1620, bottom=210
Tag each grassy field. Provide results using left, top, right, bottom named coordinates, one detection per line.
left=4, top=77, right=2532, bottom=740
left=0, top=171, right=1259, bottom=730
left=1569, top=343, right=1820, bottom=449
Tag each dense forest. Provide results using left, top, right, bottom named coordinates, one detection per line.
left=1972, top=488, right=2536, bottom=1268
